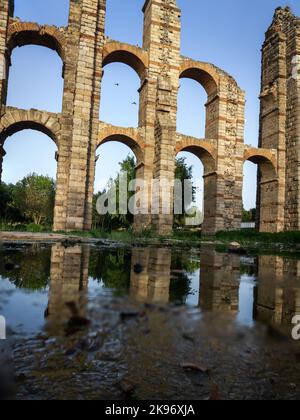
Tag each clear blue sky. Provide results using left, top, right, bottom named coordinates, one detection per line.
left=3, top=0, right=300, bottom=210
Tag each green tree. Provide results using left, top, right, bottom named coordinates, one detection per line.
left=0, top=245, right=51, bottom=290
left=242, top=207, right=256, bottom=222
left=93, top=155, right=136, bottom=231
left=174, top=157, right=197, bottom=227
left=170, top=253, right=200, bottom=304
left=175, top=157, right=196, bottom=202
left=13, top=174, right=55, bottom=226
left=93, top=155, right=198, bottom=230
left=0, top=182, right=24, bottom=224
left=89, top=249, right=131, bottom=295
left=0, top=182, right=12, bottom=221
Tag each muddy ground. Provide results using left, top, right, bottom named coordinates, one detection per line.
left=1, top=296, right=300, bottom=400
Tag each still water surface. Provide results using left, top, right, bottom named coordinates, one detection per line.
left=0, top=242, right=300, bottom=399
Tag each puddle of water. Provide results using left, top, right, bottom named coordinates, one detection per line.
left=0, top=243, right=300, bottom=400
left=0, top=243, right=299, bottom=336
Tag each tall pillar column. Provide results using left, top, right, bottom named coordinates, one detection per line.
left=53, top=0, right=82, bottom=231
left=56, top=0, right=106, bottom=232
left=215, top=79, right=245, bottom=232
left=0, top=0, right=12, bottom=116
left=141, top=0, right=181, bottom=235
left=257, top=7, right=299, bottom=232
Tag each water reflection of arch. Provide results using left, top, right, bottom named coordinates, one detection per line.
left=130, top=247, right=172, bottom=304
left=47, top=244, right=90, bottom=335
left=130, top=247, right=242, bottom=311
left=255, top=255, right=300, bottom=326
left=199, top=248, right=240, bottom=314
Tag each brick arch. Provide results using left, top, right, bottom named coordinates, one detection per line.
left=176, top=137, right=217, bottom=173
left=0, top=108, right=61, bottom=147
left=7, top=21, right=66, bottom=61
left=102, top=41, right=148, bottom=79
left=244, top=147, right=277, bottom=180
left=98, top=126, right=145, bottom=163
left=179, top=59, right=220, bottom=97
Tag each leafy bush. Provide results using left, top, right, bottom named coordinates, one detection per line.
left=26, top=223, right=44, bottom=233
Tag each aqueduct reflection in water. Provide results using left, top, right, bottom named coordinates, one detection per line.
left=1, top=243, right=300, bottom=334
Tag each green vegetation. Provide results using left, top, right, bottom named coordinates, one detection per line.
left=216, top=229, right=300, bottom=245
left=92, top=155, right=199, bottom=231
left=89, top=249, right=132, bottom=296
left=0, top=245, right=51, bottom=290
left=0, top=173, right=55, bottom=231
left=0, top=156, right=200, bottom=234
left=242, top=208, right=256, bottom=222
left=174, top=156, right=196, bottom=227
left=1, top=167, right=300, bottom=251
left=92, top=155, right=136, bottom=231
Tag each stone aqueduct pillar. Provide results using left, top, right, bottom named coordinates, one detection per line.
left=55, top=0, right=106, bottom=231
left=259, top=7, right=300, bottom=232
left=137, top=0, right=246, bottom=234
left=1, top=1, right=299, bottom=234
left=0, top=0, right=13, bottom=179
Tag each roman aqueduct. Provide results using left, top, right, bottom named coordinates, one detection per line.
left=0, top=0, right=299, bottom=234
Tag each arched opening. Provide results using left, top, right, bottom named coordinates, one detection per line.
left=243, top=151, right=278, bottom=232
left=180, top=66, right=218, bottom=98
left=176, top=140, right=217, bottom=234
left=102, top=45, right=147, bottom=80
left=242, top=161, right=257, bottom=228
left=13, top=0, right=70, bottom=27
left=6, top=45, right=64, bottom=112
left=175, top=151, right=204, bottom=228
left=94, top=133, right=144, bottom=231
left=0, top=128, right=58, bottom=230
left=177, top=78, right=207, bottom=138
left=179, top=63, right=219, bottom=139
left=100, top=62, right=140, bottom=128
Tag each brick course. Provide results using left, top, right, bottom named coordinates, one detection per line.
left=0, top=1, right=297, bottom=234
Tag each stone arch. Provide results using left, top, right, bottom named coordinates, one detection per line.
left=7, top=21, right=66, bottom=62
left=0, top=109, right=61, bottom=226
left=244, top=147, right=278, bottom=232
left=0, top=108, right=61, bottom=146
left=176, top=137, right=217, bottom=174
left=102, top=41, right=148, bottom=80
left=244, top=147, right=277, bottom=180
left=176, top=136, right=218, bottom=235
left=98, top=125, right=145, bottom=163
left=179, top=59, right=220, bottom=98
left=179, top=59, right=225, bottom=139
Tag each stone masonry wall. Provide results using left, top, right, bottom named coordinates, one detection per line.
left=259, top=7, right=300, bottom=232
left=1, top=1, right=298, bottom=234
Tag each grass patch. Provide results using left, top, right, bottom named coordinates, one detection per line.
left=0, top=221, right=52, bottom=233
left=216, top=229, right=300, bottom=245
left=2, top=223, right=300, bottom=249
